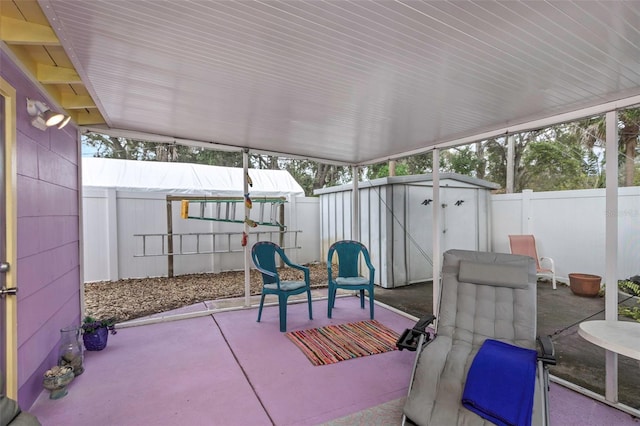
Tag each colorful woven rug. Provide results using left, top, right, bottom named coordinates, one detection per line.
left=286, top=320, right=400, bottom=366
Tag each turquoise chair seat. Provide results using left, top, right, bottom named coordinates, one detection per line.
left=327, top=240, right=375, bottom=319
left=264, top=281, right=307, bottom=291
left=252, top=241, right=313, bottom=332
left=335, top=277, right=369, bottom=286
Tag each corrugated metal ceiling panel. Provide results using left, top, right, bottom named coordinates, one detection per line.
left=41, top=0, right=640, bottom=164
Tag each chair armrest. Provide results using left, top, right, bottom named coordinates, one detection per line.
left=412, top=314, right=436, bottom=333
left=362, top=250, right=375, bottom=273
left=536, top=335, right=556, bottom=366
left=287, top=263, right=309, bottom=274
left=278, top=250, right=304, bottom=270
left=279, top=256, right=310, bottom=282
left=293, top=264, right=310, bottom=282
left=360, top=250, right=376, bottom=284
left=539, top=256, right=555, bottom=271
left=397, top=314, right=436, bottom=351
left=364, top=256, right=375, bottom=273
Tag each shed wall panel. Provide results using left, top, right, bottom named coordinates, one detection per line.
left=318, top=176, right=494, bottom=288
left=406, top=185, right=434, bottom=285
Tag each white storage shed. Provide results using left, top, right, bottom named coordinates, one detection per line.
left=315, top=173, right=499, bottom=288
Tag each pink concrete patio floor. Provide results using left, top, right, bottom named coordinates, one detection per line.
left=29, top=296, right=640, bottom=425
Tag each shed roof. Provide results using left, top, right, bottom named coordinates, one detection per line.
left=314, top=173, right=499, bottom=195
left=82, top=158, right=305, bottom=198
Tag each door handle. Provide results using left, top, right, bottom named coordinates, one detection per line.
left=0, top=286, right=17, bottom=298
left=0, top=262, right=9, bottom=273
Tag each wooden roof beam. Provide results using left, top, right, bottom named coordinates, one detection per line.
left=37, top=64, right=82, bottom=84
left=0, top=16, right=59, bottom=45
left=73, top=109, right=105, bottom=126
left=61, top=94, right=97, bottom=110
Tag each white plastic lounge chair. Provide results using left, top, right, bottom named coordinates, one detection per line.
left=398, top=249, right=555, bottom=426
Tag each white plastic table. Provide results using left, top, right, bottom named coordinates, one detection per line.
left=578, top=320, right=640, bottom=360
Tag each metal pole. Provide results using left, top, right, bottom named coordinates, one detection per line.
left=432, top=149, right=441, bottom=316
left=506, top=135, right=514, bottom=193
left=604, top=110, right=619, bottom=402
left=166, top=197, right=174, bottom=278
left=352, top=166, right=360, bottom=241
left=243, top=149, right=251, bottom=307
left=279, top=203, right=285, bottom=266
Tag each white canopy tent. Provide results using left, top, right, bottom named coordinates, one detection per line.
left=82, top=157, right=305, bottom=198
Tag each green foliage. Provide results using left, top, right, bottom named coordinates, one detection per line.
left=195, top=150, right=242, bottom=167
left=483, top=138, right=508, bottom=188
left=614, top=280, right=640, bottom=323
left=441, top=146, right=481, bottom=176
left=365, top=162, right=409, bottom=179
left=598, top=280, right=640, bottom=322
left=404, top=153, right=433, bottom=175
left=365, top=153, right=432, bottom=180
left=572, top=108, right=640, bottom=187
left=280, top=159, right=352, bottom=195
left=521, top=133, right=589, bottom=191
left=619, top=306, right=640, bottom=322
left=619, top=280, right=640, bottom=297
left=82, top=316, right=117, bottom=335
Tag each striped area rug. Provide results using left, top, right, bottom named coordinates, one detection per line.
left=286, top=320, right=400, bottom=366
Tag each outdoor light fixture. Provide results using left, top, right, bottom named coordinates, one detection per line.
left=57, top=115, right=71, bottom=129
left=26, top=98, right=71, bottom=130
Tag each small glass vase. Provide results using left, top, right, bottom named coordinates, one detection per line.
left=58, top=326, right=84, bottom=376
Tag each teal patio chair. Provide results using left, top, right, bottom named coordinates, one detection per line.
left=327, top=240, right=375, bottom=319
left=252, top=241, right=313, bottom=332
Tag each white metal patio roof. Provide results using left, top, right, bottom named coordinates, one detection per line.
left=6, top=1, right=640, bottom=165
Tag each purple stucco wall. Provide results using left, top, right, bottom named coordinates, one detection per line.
left=1, top=49, right=82, bottom=408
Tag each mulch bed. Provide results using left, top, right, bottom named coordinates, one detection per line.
left=84, top=263, right=328, bottom=322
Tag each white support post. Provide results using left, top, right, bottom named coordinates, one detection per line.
left=432, top=149, right=441, bottom=316
left=243, top=150, right=251, bottom=307
left=506, top=135, right=515, bottom=194
left=288, top=196, right=297, bottom=263
left=604, top=110, right=619, bottom=402
left=352, top=166, right=360, bottom=241
left=78, top=127, right=86, bottom=316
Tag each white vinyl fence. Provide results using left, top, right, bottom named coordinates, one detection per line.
left=83, top=189, right=320, bottom=282
left=490, top=187, right=640, bottom=283
left=84, top=185, right=639, bottom=285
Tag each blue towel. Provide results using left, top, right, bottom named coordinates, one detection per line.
left=462, top=339, right=538, bottom=426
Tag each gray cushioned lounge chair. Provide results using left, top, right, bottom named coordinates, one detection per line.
left=401, top=249, right=555, bottom=426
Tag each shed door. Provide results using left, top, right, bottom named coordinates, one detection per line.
left=441, top=187, right=479, bottom=252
